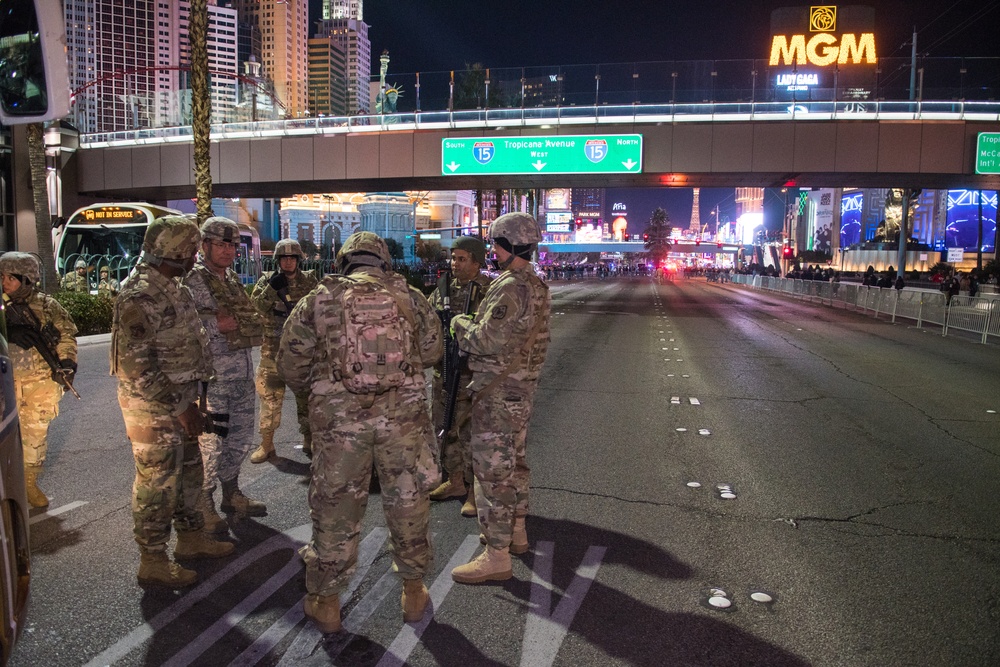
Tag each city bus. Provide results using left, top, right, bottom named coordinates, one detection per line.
left=55, top=203, right=262, bottom=289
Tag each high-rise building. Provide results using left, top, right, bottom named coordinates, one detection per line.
left=257, top=0, right=310, bottom=117
left=324, top=0, right=363, bottom=20
left=176, top=2, right=239, bottom=125
left=309, top=36, right=349, bottom=117
left=689, top=188, right=701, bottom=231
left=315, top=18, right=371, bottom=114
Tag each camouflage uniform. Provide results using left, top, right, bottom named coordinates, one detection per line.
left=452, top=223, right=551, bottom=553
left=277, top=232, right=443, bottom=603
left=428, top=272, right=492, bottom=486
left=112, top=235, right=214, bottom=554
left=250, top=263, right=318, bottom=446
left=0, top=252, right=78, bottom=508
left=184, top=247, right=263, bottom=503
left=98, top=267, right=121, bottom=298
left=61, top=267, right=90, bottom=293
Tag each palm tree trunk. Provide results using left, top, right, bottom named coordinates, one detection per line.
left=26, top=123, right=57, bottom=291
left=189, top=0, right=213, bottom=223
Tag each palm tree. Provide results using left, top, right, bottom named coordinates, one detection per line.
left=26, top=123, right=57, bottom=290
left=189, top=0, right=213, bottom=222
left=643, top=207, right=673, bottom=264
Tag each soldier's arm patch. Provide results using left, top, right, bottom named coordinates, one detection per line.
left=120, top=302, right=152, bottom=341
left=491, top=304, right=507, bottom=320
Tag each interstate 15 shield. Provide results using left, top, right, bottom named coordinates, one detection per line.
left=584, top=139, right=608, bottom=163
left=473, top=141, right=495, bottom=164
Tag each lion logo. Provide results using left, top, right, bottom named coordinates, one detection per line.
left=810, top=6, right=836, bottom=32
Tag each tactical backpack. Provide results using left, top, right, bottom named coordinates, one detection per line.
left=335, top=272, right=416, bottom=395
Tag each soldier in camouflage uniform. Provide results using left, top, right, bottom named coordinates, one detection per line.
left=427, top=236, right=492, bottom=517
left=450, top=213, right=551, bottom=585
left=249, top=239, right=318, bottom=462
left=97, top=266, right=121, bottom=298
left=61, top=259, right=90, bottom=292
left=277, top=231, right=443, bottom=632
left=183, top=217, right=266, bottom=534
left=112, top=216, right=234, bottom=588
left=0, top=252, right=78, bottom=508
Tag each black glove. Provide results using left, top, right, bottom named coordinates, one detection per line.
left=268, top=272, right=289, bottom=292
left=56, top=359, right=77, bottom=384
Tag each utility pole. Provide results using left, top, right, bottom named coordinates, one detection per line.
left=908, top=27, right=918, bottom=101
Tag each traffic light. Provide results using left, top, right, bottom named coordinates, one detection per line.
left=643, top=233, right=649, bottom=241
left=575, top=218, right=583, bottom=229
left=782, top=245, right=795, bottom=259
left=695, top=239, right=701, bottom=246
left=624, top=233, right=630, bottom=241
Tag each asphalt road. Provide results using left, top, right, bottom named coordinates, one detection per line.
left=10, top=276, right=1000, bottom=666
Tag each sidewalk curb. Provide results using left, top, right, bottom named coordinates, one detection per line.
left=78, top=333, right=112, bottom=347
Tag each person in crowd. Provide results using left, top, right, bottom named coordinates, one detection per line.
left=448, top=213, right=551, bottom=585
left=61, top=259, right=89, bottom=292
left=427, top=236, right=492, bottom=517
left=968, top=270, right=980, bottom=298
left=97, top=265, right=121, bottom=298
left=112, top=216, right=233, bottom=588
left=944, top=271, right=962, bottom=304
left=277, top=231, right=443, bottom=632
left=0, top=252, right=78, bottom=508
left=249, top=239, right=318, bottom=462
left=183, top=217, right=266, bottom=534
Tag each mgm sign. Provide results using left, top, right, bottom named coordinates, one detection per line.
left=769, top=5, right=877, bottom=67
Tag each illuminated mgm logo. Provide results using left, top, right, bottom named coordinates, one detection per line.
left=769, top=5, right=876, bottom=66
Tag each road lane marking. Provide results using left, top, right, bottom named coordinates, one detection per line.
left=376, top=534, right=480, bottom=667
left=82, top=523, right=312, bottom=667
left=29, top=500, right=88, bottom=524
left=690, top=398, right=701, bottom=405
left=521, top=541, right=607, bottom=667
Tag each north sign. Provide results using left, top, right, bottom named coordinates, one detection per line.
left=442, top=135, right=643, bottom=176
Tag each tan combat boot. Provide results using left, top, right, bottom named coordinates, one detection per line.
left=511, top=516, right=529, bottom=555
left=24, top=466, right=49, bottom=509
left=304, top=594, right=341, bottom=633
left=451, top=546, right=512, bottom=584
left=460, top=490, right=477, bottom=517
left=429, top=470, right=466, bottom=501
left=138, top=551, right=198, bottom=588
left=174, top=530, right=235, bottom=560
left=220, top=478, right=267, bottom=517
left=250, top=432, right=276, bottom=464
left=401, top=578, right=430, bottom=623
left=198, top=488, right=229, bottom=534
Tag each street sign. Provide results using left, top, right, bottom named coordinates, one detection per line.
left=975, top=132, right=1000, bottom=174
left=442, top=135, right=643, bottom=176
left=947, top=248, right=964, bottom=262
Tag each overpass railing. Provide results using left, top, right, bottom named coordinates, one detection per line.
left=78, top=98, right=1000, bottom=148
left=729, top=274, right=1000, bottom=344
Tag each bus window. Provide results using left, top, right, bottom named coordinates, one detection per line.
left=0, top=0, right=71, bottom=125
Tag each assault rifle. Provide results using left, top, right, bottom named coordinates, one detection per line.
left=437, top=272, right=479, bottom=440
left=3, top=299, right=81, bottom=399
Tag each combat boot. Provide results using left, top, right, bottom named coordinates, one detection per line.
left=24, top=466, right=49, bottom=509
left=220, top=478, right=267, bottom=517
left=429, top=470, right=466, bottom=501
left=174, top=530, right=235, bottom=560
left=304, top=594, right=341, bottom=633
left=250, top=432, right=276, bottom=464
left=401, top=578, right=429, bottom=623
left=302, top=432, right=313, bottom=459
left=511, top=516, right=529, bottom=555
left=138, top=551, right=197, bottom=588
left=460, top=490, right=477, bottom=517
left=451, top=546, right=512, bottom=584
left=198, top=488, right=229, bottom=534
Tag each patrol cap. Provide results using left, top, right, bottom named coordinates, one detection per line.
left=74, top=259, right=87, bottom=269
left=200, top=216, right=240, bottom=243
left=338, top=231, right=391, bottom=268
left=274, top=238, right=304, bottom=259
left=451, top=235, right=486, bottom=266
left=142, top=215, right=202, bottom=262
left=0, top=251, right=41, bottom=286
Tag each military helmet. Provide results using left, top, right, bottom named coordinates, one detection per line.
left=0, top=251, right=41, bottom=286
left=338, top=231, right=391, bottom=266
left=452, top=235, right=487, bottom=266
left=200, top=216, right=240, bottom=243
left=100, top=265, right=109, bottom=274
left=74, top=259, right=87, bottom=269
left=142, top=215, right=201, bottom=261
left=489, top=213, right=542, bottom=246
left=274, top=238, right=305, bottom=259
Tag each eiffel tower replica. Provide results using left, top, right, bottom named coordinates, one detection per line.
left=689, top=188, right=701, bottom=233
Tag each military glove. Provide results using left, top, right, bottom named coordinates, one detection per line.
left=450, top=314, right=473, bottom=338
left=268, top=272, right=289, bottom=292
left=56, top=358, right=77, bottom=384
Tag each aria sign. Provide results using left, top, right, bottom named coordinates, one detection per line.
left=769, top=5, right=877, bottom=67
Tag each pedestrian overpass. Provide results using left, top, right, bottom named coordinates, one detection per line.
left=67, top=100, right=1000, bottom=201
left=540, top=241, right=741, bottom=256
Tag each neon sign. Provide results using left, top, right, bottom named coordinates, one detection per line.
left=769, top=6, right=876, bottom=66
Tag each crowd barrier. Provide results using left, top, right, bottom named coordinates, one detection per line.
left=729, top=275, right=1000, bottom=345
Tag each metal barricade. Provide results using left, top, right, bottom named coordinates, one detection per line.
left=944, top=296, right=994, bottom=339
left=984, top=300, right=1000, bottom=343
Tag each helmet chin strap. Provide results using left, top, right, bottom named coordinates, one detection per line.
left=497, top=253, right=515, bottom=270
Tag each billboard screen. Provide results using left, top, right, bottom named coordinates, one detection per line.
left=840, top=191, right=863, bottom=247
left=946, top=190, right=997, bottom=252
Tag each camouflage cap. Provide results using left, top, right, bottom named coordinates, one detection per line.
left=74, top=259, right=87, bottom=269
left=0, top=251, right=41, bottom=285
left=490, top=212, right=542, bottom=246
left=451, top=235, right=487, bottom=266
left=338, top=231, right=390, bottom=266
left=200, top=216, right=240, bottom=243
left=142, top=215, right=201, bottom=261
left=100, top=265, right=109, bottom=274
left=274, top=238, right=304, bottom=258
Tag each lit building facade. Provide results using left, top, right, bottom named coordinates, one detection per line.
left=308, top=36, right=349, bottom=117
left=315, top=19, right=371, bottom=114
left=258, top=0, right=310, bottom=117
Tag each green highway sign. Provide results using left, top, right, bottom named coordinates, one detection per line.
left=441, top=134, right=643, bottom=176
left=976, top=132, right=1000, bottom=174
